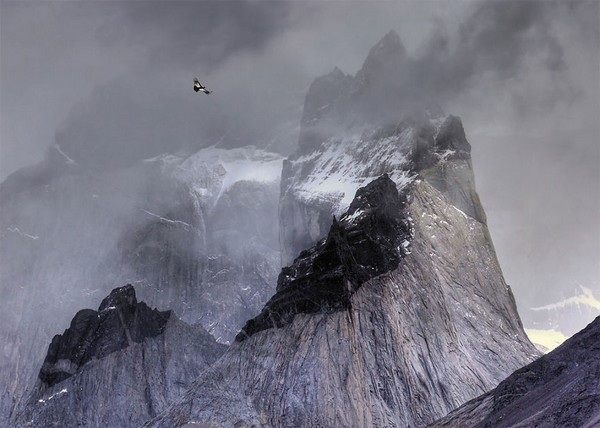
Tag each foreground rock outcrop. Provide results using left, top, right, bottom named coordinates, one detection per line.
left=432, top=316, right=600, bottom=428
left=15, top=286, right=227, bottom=427
left=39, top=285, right=170, bottom=387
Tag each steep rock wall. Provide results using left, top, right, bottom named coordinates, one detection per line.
left=148, top=175, right=538, bottom=428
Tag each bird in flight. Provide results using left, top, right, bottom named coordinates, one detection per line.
left=193, top=78, right=211, bottom=94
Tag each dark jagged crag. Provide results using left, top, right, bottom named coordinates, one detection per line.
left=39, top=284, right=170, bottom=387
left=19, top=285, right=227, bottom=427
left=236, top=174, right=412, bottom=341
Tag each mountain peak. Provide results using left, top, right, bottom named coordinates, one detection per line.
left=98, top=284, right=137, bottom=312
left=362, top=29, right=407, bottom=68
left=236, top=174, right=412, bottom=341
left=377, top=30, right=403, bottom=50
left=331, top=66, right=345, bottom=77
left=39, top=285, right=171, bottom=387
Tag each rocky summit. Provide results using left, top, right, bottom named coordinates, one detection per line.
left=39, top=284, right=170, bottom=387
left=237, top=174, right=412, bottom=341
left=17, top=285, right=227, bottom=427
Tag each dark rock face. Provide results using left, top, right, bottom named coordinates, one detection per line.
left=411, top=115, right=471, bottom=170
left=39, top=285, right=170, bottom=388
left=17, top=286, right=227, bottom=428
left=237, top=174, right=412, bottom=341
left=432, top=316, right=600, bottom=428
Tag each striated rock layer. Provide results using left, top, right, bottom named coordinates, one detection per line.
left=14, top=286, right=227, bottom=427
left=431, top=315, right=600, bottom=428
left=148, top=169, right=538, bottom=427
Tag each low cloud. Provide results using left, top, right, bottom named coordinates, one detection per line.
left=1, top=0, right=598, bottom=315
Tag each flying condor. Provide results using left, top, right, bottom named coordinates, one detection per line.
left=193, top=78, right=211, bottom=94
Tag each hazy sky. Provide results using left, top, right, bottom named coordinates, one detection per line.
left=1, top=1, right=599, bottom=309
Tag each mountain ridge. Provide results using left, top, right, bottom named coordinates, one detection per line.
left=4, top=30, right=545, bottom=428
left=16, top=286, right=227, bottom=427
left=431, top=315, right=600, bottom=428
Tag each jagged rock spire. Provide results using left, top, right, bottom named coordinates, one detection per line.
left=236, top=174, right=412, bottom=341
left=39, top=285, right=171, bottom=387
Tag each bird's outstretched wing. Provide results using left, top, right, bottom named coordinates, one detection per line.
left=193, top=77, right=211, bottom=94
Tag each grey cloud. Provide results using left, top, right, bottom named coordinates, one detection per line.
left=45, top=1, right=298, bottom=170
left=1, top=1, right=597, bottom=318
left=297, top=1, right=584, bottom=143
left=458, top=1, right=565, bottom=75
left=1, top=0, right=296, bottom=177
left=104, top=0, right=293, bottom=69
left=409, top=0, right=575, bottom=109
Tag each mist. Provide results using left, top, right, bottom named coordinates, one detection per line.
left=1, top=0, right=599, bottom=349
